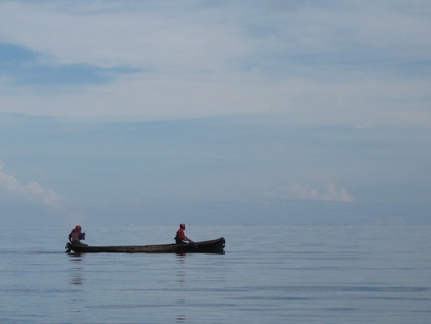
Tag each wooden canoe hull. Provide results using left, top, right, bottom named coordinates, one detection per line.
left=65, top=237, right=225, bottom=254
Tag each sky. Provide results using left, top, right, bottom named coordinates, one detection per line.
left=1, top=0, right=430, bottom=228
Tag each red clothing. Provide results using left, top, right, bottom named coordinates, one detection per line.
left=175, top=228, right=187, bottom=240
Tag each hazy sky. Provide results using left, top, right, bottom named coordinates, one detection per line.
left=1, top=0, right=430, bottom=227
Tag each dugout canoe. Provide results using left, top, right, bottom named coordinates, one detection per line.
left=65, top=237, right=225, bottom=254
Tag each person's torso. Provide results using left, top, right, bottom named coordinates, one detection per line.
left=176, top=229, right=185, bottom=239
left=71, top=231, right=81, bottom=240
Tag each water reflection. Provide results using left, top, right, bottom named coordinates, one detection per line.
left=67, top=253, right=84, bottom=286
left=176, top=253, right=187, bottom=322
left=66, top=253, right=86, bottom=315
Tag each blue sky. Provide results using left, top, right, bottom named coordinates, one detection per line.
left=1, top=1, right=430, bottom=227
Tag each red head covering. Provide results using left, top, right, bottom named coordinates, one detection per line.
left=70, top=226, right=82, bottom=235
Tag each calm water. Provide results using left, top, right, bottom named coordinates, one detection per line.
left=0, top=225, right=430, bottom=323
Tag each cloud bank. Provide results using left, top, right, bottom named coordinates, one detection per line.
left=0, top=1, right=429, bottom=126
left=268, top=183, right=354, bottom=202
left=0, top=165, right=61, bottom=207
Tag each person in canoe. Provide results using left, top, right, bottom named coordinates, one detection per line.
left=175, top=224, right=191, bottom=244
left=68, top=225, right=87, bottom=246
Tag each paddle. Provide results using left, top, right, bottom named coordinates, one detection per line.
left=188, top=239, right=198, bottom=248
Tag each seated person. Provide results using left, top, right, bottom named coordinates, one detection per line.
left=68, top=225, right=87, bottom=246
left=175, top=224, right=190, bottom=244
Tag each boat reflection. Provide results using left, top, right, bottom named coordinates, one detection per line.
left=176, top=253, right=187, bottom=322
left=67, top=253, right=84, bottom=286
left=66, top=253, right=86, bottom=315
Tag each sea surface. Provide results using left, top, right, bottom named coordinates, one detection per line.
left=0, top=225, right=430, bottom=324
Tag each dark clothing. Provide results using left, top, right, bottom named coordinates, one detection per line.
left=70, top=240, right=88, bottom=246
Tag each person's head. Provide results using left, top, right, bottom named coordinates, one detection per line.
left=180, top=224, right=186, bottom=230
left=75, top=225, right=82, bottom=232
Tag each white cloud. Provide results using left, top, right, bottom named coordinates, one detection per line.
left=0, top=165, right=61, bottom=207
left=320, top=183, right=353, bottom=202
left=268, top=183, right=353, bottom=202
left=0, top=1, right=430, bottom=127
left=0, top=1, right=247, bottom=69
